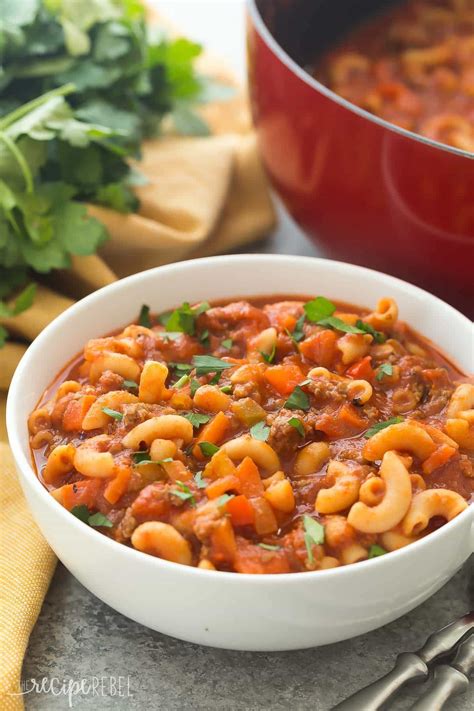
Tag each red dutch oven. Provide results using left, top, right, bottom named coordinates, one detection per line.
left=247, top=0, right=474, bottom=317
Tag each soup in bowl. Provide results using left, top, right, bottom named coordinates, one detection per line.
left=6, top=255, right=474, bottom=650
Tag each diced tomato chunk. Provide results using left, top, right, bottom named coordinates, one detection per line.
left=346, top=355, right=374, bottom=381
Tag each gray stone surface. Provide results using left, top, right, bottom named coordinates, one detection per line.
left=22, top=217, right=474, bottom=710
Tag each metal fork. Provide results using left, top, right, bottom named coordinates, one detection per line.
left=332, top=611, right=474, bottom=710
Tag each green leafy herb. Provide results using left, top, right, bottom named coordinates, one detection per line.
left=250, top=420, right=270, bottom=441
left=71, top=505, right=112, bottom=528
left=190, top=378, right=201, bottom=397
left=368, top=544, right=388, bottom=558
left=220, top=385, right=232, bottom=394
left=184, top=412, right=211, bottom=428
left=160, top=332, right=183, bottom=342
left=170, top=480, right=196, bottom=506
left=194, top=471, right=207, bottom=489
left=199, top=441, right=220, bottom=457
left=303, top=515, right=325, bottom=563
left=88, top=512, right=114, bottom=528
left=304, top=296, right=336, bottom=323
left=317, top=316, right=366, bottom=334
left=199, top=329, right=210, bottom=347
left=258, top=543, right=281, bottom=551
left=173, top=374, right=189, bottom=389
left=375, top=363, right=393, bottom=381
left=123, top=379, right=138, bottom=390
left=221, top=338, right=233, bottom=350
left=132, top=451, right=173, bottom=466
left=164, top=301, right=210, bottom=336
left=355, top=319, right=386, bottom=344
left=192, top=355, right=233, bottom=377
left=284, top=386, right=310, bottom=411
left=0, top=1, right=216, bottom=345
left=260, top=344, right=276, bottom=364
left=138, top=304, right=151, bottom=328
left=209, top=372, right=221, bottom=385
left=291, top=314, right=306, bottom=342
left=170, top=362, right=193, bottom=374
left=288, top=417, right=305, bottom=437
left=364, top=417, right=404, bottom=439
left=217, top=493, right=234, bottom=508
left=102, top=406, right=123, bottom=420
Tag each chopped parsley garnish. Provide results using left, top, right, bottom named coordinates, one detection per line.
left=288, top=417, right=305, bottom=437
left=194, top=471, right=207, bottom=489
left=199, top=441, right=220, bottom=457
left=375, top=363, right=393, bottom=381
left=160, top=332, right=183, bottom=342
left=289, top=314, right=306, bottom=343
left=164, top=301, right=209, bottom=336
left=184, top=412, right=211, bottom=428
left=284, top=385, right=310, bottom=411
left=304, top=296, right=336, bottom=322
left=250, top=420, right=270, bottom=441
left=199, top=329, right=210, bottom=347
left=258, top=543, right=281, bottom=551
left=71, top=505, right=113, bottom=528
left=368, top=544, right=388, bottom=558
left=192, top=355, right=233, bottom=376
left=364, top=417, right=404, bottom=438
left=355, top=319, right=386, bottom=344
left=220, top=385, right=233, bottom=394
left=190, top=378, right=201, bottom=397
left=303, top=515, right=325, bottom=564
left=173, top=374, right=190, bottom=389
left=123, top=379, right=138, bottom=390
left=260, top=343, right=276, bottom=364
left=132, top=452, right=173, bottom=465
left=317, top=316, right=366, bottom=334
left=170, top=481, right=196, bottom=506
left=170, top=362, right=193, bottom=374
left=209, top=372, right=221, bottom=385
left=217, top=493, right=234, bottom=508
left=138, top=304, right=151, bottom=328
left=102, top=407, right=123, bottom=420
left=221, top=338, right=233, bottom=350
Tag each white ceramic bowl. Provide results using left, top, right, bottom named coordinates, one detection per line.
left=7, top=255, right=474, bottom=651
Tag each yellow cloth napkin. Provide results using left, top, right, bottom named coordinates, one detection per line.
left=0, top=51, right=274, bottom=710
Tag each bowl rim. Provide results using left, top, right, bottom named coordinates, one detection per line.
left=7, top=254, right=473, bottom=584
left=246, top=0, right=474, bottom=161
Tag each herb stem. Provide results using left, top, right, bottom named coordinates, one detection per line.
left=0, top=84, right=76, bottom=131
left=0, top=132, right=33, bottom=193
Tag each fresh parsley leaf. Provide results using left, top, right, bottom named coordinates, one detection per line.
left=170, top=362, right=193, bottom=374
left=288, top=417, right=305, bottom=437
left=364, top=417, right=404, bottom=438
left=304, top=297, right=336, bottom=322
left=123, top=379, right=138, bottom=390
left=284, top=386, right=310, bottom=411
left=88, top=512, right=113, bottom=528
left=260, top=343, right=276, bottom=364
left=132, top=451, right=151, bottom=465
left=171, top=480, right=196, bottom=505
left=71, top=505, right=112, bottom=528
left=221, top=337, right=233, bottom=350
left=199, top=441, right=220, bottom=457
left=192, top=355, right=233, bottom=376
left=194, top=471, right=207, bottom=489
left=250, top=420, right=270, bottom=441
left=375, top=363, right=393, bottom=381
left=70, top=504, right=90, bottom=523
left=138, top=304, right=151, bottom=328
left=355, top=319, right=386, bottom=344
left=303, top=515, right=325, bottom=563
left=209, top=372, right=221, bottom=385
left=102, top=406, right=123, bottom=420
left=173, top=374, right=189, bottom=389
left=184, top=412, right=211, bottom=428
left=165, top=301, right=209, bottom=336
left=190, top=378, right=201, bottom=397
left=199, top=329, right=210, bottom=346
left=220, top=385, right=232, bottom=394
left=258, top=543, right=281, bottom=551
left=291, top=314, right=306, bottom=342
left=368, top=544, right=387, bottom=558
left=217, top=493, right=234, bottom=508
left=317, top=316, right=366, bottom=334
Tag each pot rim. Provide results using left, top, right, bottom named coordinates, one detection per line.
left=247, top=0, right=474, bottom=161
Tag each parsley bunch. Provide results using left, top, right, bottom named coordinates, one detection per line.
left=0, top=0, right=225, bottom=341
